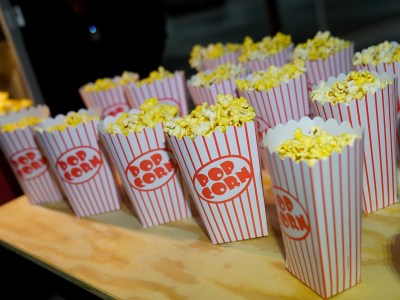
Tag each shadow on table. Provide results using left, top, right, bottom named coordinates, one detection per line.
left=389, top=231, right=400, bottom=277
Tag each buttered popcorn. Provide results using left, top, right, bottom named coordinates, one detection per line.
left=352, top=41, right=400, bottom=66
left=190, top=63, right=247, bottom=87
left=1, top=116, right=44, bottom=132
left=106, top=98, right=179, bottom=135
left=134, top=66, right=174, bottom=87
left=164, top=94, right=255, bottom=139
left=293, top=31, right=350, bottom=61
left=239, top=32, right=292, bottom=62
left=236, top=59, right=306, bottom=91
left=311, top=70, right=392, bottom=105
left=47, top=112, right=99, bottom=132
left=84, top=71, right=138, bottom=92
left=0, top=91, right=32, bottom=115
left=189, top=43, right=242, bottom=70
left=276, top=126, right=360, bottom=166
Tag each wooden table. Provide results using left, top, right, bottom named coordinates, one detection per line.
left=0, top=173, right=399, bottom=300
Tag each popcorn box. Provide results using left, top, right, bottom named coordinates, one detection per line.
left=79, top=83, right=131, bottom=118
left=166, top=121, right=268, bottom=244
left=98, top=116, right=192, bottom=227
left=263, top=117, right=364, bottom=299
left=123, top=71, right=189, bottom=116
left=0, top=105, right=64, bottom=204
left=311, top=72, right=398, bottom=214
left=241, top=44, right=294, bottom=73
left=202, top=51, right=241, bottom=71
left=34, top=109, right=121, bottom=217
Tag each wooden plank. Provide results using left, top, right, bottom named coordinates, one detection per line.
left=0, top=172, right=399, bottom=299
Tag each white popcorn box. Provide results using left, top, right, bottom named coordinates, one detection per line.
left=79, top=84, right=131, bottom=118
left=0, top=106, right=64, bottom=204
left=263, top=117, right=364, bottom=299
left=241, top=44, right=294, bottom=73
left=166, top=121, right=268, bottom=244
left=187, top=76, right=243, bottom=107
left=34, top=109, right=121, bottom=218
left=311, top=72, right=398, bottom=214
left=98, top=116, right=192, bottom=227
left=123, top=71, right=189, bottom=116
left=353, top=59, right=400, bottom=112
left=202, top=51, right=241, bottom=71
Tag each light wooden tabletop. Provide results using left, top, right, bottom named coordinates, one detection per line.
left=0, top=172, right=399, bottom=300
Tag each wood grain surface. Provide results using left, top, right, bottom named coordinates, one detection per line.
left=0, top=171, right=399, bottom=300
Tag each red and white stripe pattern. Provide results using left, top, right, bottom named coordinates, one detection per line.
left=123, top=71, right=189, bottom=116
left=34, top=121, right=121, bottom=218
left=166, top=122, right=268, bottom=244
left=202, top=51, right=241, bottom=71
left=187, top=78, right=239, bottom=106
left=99, top=123, right=191, bottom=227
left=306, top=44, right=354, bottom=90
left=354, top=61, right=400, bottom=111
left=238, top=72, right=309, bottom=128
left=241, top=44, right=293, bottom=73
left=264, top=117, right=363, bottom=298
left=311, top=79, right=398, bottom=214
left=0, top=127, right=64, bottom=205
left=79, top=86, right=130, bottom=118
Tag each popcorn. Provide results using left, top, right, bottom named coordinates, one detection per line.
left=1, top=116, right=44, bottom=132
left=47, top=112, right=99, bottom=132
left=0, top=91, right=33, bottom=115
left=236, top=59, right=306, bottom=91
left=83, top=71, right=138, bottom=92
left=189, top=43, right=242, bottom=70
left=238, top=32, right=292, bottom=62
left=190, top=62, right=247, bottom=87
left=352, top=41, right=400, bottom=66
left=106, top=97, right=179, bottom=135
left=276, top=126, right=360, bottom=166
left=164, top=94, right=255, bottom=139
left=135, top=66, right=174, bottom=87
left=293, top=31, right=350, bottom=61
left=311, top=70, right=393, bottom=105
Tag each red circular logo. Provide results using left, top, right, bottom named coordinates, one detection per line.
left=159, top=97, right=181, bottom=109
left=125, top=149, right=177, bottom=191
left=56, top=146, right=103, bottom=184
left=192, top=155, right=253, bottom=203
left=273, top=187, right=310, bottom=240
left=103, top=103, right=129, bottom=117
left=9, top=148, right=48, bottom=180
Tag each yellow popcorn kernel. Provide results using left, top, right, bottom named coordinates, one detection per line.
left=105, top=97, right=179, bottom=135
left=276, top=126, right=360, bottom=166
left=239, top=32, right=292, bottom=63
left=47, top=112, right=99, bottom=132
left=164, top=94, right=255, bottom=139
left=311, top=70, right=392, bottom=105
left=135, top=66, right=174, bottom=87
left=0, top=92, right=33, bottom=115
left=236, top=59, right=306, bottom=92
left=352, top=41, right=400, bottom=66
left=1, top=116, right=44, bottom=132
left=293, top=31, right=350, bottom=61
left=119, top=71, right=139, bottom=85
left=190, top=62, right=247, bottom=87
left=84, top=78, right=117, bottom=92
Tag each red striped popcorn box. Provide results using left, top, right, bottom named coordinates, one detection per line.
left=0, top=105, right=64, bottom=204
left=311, top=72, right=398, bottom=214
left=166, top=121, right=268, bottom=244
left=123, top=71, right=189, bottom=116
left=263, top=117, right=364, bottom=299
left=241, top=44, right=294, bottom=73
left=98, top=114, right=192, bottom=227
left=34, top=109, right=121, bottom=217
left=202, top=51, right=241, bottom=71
left=79, top=80, right=132, bottom=118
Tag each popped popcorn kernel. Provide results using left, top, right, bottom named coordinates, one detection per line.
left=1, top=116, right=44, bottom=132
left=106, top=98, right=179, bottom=135
left=190, top=62, right=247, bottom=87
left=276, top=126, right=360, bottom=166
left=0, top=91, right=33, bottom=115
left=47, top=112, right=99, bottom=132
left=135, top=66, right=174, bottom=87
left=311, top=70, right=392, bottom=105
left=84, top=71, right=138, bottom=92
left=164, top=94, right=255, bottom=139
left=236, top=59, right=306, bottom=91
left=239, top=32, right=292, bottom=62
left=352, top=41, right=400, bottom=66
left=293, top=31, right=350, bottom=61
